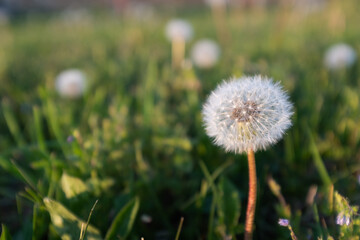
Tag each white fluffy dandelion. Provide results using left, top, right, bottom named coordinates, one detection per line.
left=55, top=69, right=87, bottom=99
left=202, top=75, right=293, bottom=154
left=202, top=75, right=293, bottom=239
left=165, top=19, right=193, bottom=42
left=191, top=39, right=221, bottom=69
left=324, top=43, right=357, bottom=70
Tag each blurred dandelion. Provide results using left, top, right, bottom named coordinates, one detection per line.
left=0, top=8, right=9, bottom=26
left=204, top=0, right=230, bottom=45
left=165, top=19, right=193, bottom=69
left=191, top=39, right=221, bottom=69
left=58, top=8, right=93, bottom=26
left=324, top=43, right=357, bottom=70
left=125, top=2, right=155, bottom=22
left=55, top=69, right=87, bottom=99
left=205, top=0, right=228, bottom=7
left=203, top=75, right=293, bottom=240
left=165, top=19, right=193, bottom=42
left=293, top=0, right=326, bottom=15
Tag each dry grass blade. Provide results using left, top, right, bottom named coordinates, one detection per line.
left=79, top=199, right=99, bottom=240
left=175, top=217, right=184, bottom=240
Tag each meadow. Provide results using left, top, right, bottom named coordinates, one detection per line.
left=1, top=1, right=360, bottom=239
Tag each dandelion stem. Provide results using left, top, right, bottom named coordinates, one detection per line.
left=211, top=4, right=230, bottom=46
left=172, top=38, right=185, bottom=69
left=244, top=149, right=257, bottom=240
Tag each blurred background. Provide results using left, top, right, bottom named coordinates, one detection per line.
left=0, top=0, right=359, bottom=239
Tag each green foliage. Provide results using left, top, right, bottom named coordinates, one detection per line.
left=334, top=192, right=360, bottom=239
left=43, top=198, right=102, bottom=240
left=217, top=177, right=241, bottom=237
left=105, top=197, right=140, bottom=240
left=0, top=225, right=12, bottom=240
left=60, top=173, right=89, bottom=199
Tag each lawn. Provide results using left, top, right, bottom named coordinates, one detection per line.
left=1, top=1, right=360, bottom=239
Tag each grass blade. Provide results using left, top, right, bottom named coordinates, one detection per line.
left=174, top=217, right=184, bottom=240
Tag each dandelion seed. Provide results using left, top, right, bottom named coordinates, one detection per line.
left=55, top=69, right=87, bottom=99
left=202, top=75, right=293, bottom=154
left=191, top=39, right=221, bottom=69
left=324, top=43, right=357, bottom=70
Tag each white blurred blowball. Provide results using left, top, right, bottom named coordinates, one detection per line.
left=191, top=39, right=221, bottom=69
left=293, top=0, right=326, bottom=14
left=324, top=43, right=357, bottom=70
left=55, top=69, right=87, bottom=98
left=125, top=2, right=155, bottom=21
left=58, top=8, right=93, bottom=26
left=165, top=19, right=193, bottom=42
left=204, top=0, right=228, bottom=7
left=0, top=8, right=9, bottom=25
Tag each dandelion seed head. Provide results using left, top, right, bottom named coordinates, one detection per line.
left=55, top=69, right=87, bottom=99
left=165, top=19, right=193, bottom=42
left=278, top=218, right=290, bottom=227
left=324, top=43, right=357, bottom=70
left=202, top=75, right=293, bottom=154
left=191, top=39, right=220, bottom=69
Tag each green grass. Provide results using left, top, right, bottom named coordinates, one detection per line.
left=1, top=1, right=360, bottom=239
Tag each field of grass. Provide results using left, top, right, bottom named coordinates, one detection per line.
left=1, top=1, right=360, bottom=239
